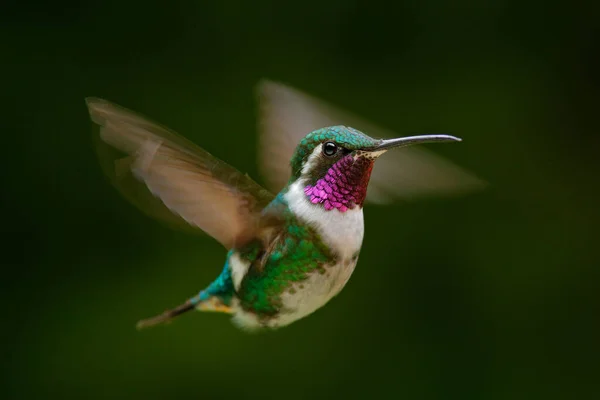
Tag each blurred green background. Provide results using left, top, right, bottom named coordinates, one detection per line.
left=3, top=1, right=600, bottom=399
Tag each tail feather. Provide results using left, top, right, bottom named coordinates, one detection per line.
left=136, top=300, right=195, bottom=330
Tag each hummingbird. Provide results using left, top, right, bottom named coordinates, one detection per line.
left=86, top=80, right=484, bottom=331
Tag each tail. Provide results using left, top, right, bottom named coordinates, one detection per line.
left=136, top=300, right=195, bottom=330
left=136, top=294, right=233, bottom=330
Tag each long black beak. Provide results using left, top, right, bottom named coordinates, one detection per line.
left=372, top=134, right=462, bottom=151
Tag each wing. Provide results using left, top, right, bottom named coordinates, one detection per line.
left=256, top=79, right=486, bottom=203
left=87, top=98, right=274, bottom=249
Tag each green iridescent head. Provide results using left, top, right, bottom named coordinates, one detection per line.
left=289, top=126, right=378, bottom=181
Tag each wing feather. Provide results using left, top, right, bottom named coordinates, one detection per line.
left=87, top=98, right=274, bottom=248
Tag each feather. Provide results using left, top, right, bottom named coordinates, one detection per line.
left=87, top=98, right=274, bottom=249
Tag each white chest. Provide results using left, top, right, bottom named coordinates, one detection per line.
left=284, top=180, right=365, bottom=259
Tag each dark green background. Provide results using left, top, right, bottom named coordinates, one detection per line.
left=3, top=1, right=599, bottom=399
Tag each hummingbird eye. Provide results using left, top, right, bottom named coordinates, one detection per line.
left=323, top=142, right=338, bottom=157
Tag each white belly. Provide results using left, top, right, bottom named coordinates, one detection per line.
left=273, top=256, right=359, bottom=327
left=232, top=256, right=360, bottom=330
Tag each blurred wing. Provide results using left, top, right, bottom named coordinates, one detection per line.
left=256, top=79, right=486, bottom=203
left=87, top=98, right=274, bottom=248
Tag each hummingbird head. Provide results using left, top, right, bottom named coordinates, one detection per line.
left=289, top=126, right=460, bottom=212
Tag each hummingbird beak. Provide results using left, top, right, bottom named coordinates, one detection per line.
left=370, top=134, right=462, bottom=154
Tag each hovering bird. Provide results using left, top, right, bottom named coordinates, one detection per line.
left=86, top=80, right=484, bottom=331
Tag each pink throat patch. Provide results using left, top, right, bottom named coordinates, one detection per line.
left=304, top=154, right=374, bottom=212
